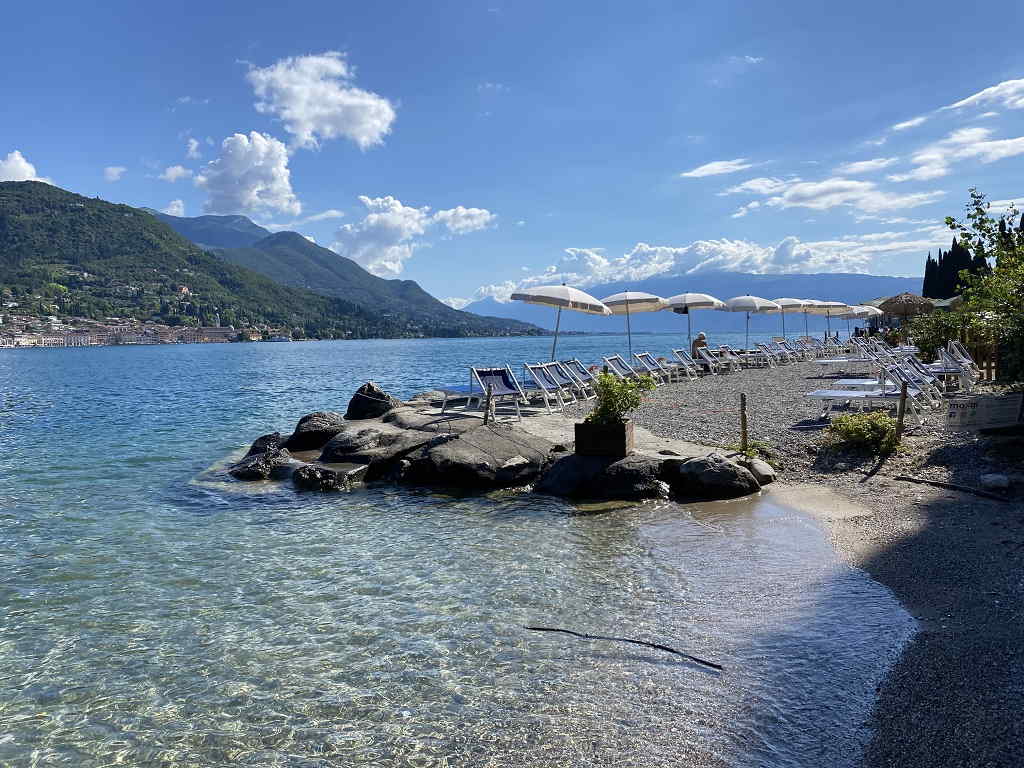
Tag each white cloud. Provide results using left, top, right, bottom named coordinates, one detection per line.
left=987, top=198, right=1023, bottom=215
left=462, top=226, right=948, bottom=305
left=733, top=55, right=764, bottom=64
left=977, top=111, right=999, bottom=119
left=303, top=209, right=345, bottom=223
left=763, top=177, right=944, bottom=213
left=162, top=199, right=185, bottom=216
left=176, top=96, right=209, bottom=105
left=888, top=127, right=1024, bottom=182
left=942, top=78, right=1024, bottom=112
left=719, top=176, right=792, bottom=195
left=103, top=165, right=126, bottom=182
left=516, top=219, right=526, bottom=227
left=195, top=132, right=300, bottom=216
left=834, top=157, right=898, bottom=175
left=160, top=164, right=193, bottom=182
left=477, top=82, right=509, bottom=93
left=892, top=115, right=928, bottom=131
left=329, top=195, right=497, bottom=276
left=0, top=150, right=50, bottom=183
left=442, top=297, right=473, bottom=309
left=731, top=201, right=761, bottom=218
left=247, top=51, right=396, bottom=150
left=330, top=195, right=431, bottom=276
left=186, top=138, right=201, bottom=159
left=433, top=205, right=497, bottom=234
left=680, top=158, right=754, bottom=178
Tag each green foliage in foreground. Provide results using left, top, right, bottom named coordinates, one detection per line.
left=585, top=373, right=656, bottom=425
left=726, top=439, right=782, bottom=469
left=906, top=308, right=995, bottom=361
left=825, top=412, right=899, bottom=456
left=922, top=187, right=1024, bottom=380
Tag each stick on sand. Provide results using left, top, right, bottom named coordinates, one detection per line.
left=524, top=626, right=724, bottom=671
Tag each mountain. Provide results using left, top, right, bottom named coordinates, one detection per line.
left=146, top=210, right=271, bottom=249
left=464, top=272, right=923, bottom=334
left=0, top=181, right=538, bottom=338
left=156, top=212, right=539, bottom=334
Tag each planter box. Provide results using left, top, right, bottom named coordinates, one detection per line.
left=574, top=419, right=635, bottom=457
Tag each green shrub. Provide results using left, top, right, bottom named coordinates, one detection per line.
left=825, top=412, right=899, bottom=455
left=585, top=373, right=656, bottom=425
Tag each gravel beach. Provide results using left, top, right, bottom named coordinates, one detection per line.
left=569, top=359, right=1024, bottom=766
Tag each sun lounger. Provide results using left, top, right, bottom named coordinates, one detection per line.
left=523, top=362, right=576, bottom=413
left=671, top=349, right=703, bottom=378
left=603, top=354, right=643, bottom=380
left=560, top=359, right=598, bottom=399
left=632, top=352, right=673, bottom=383
left=440, top=365, right=528, bottom=421
left=697, top=347, right=731, bottom=373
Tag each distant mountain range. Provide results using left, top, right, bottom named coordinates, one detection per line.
left=0, top=182, right=537, bottom=339
left=463, top=272, right=924, bottom=334
left=151, top=209, right=536, bottom=334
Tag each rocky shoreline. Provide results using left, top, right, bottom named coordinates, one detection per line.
left=226, top=381, right=774, bottom=503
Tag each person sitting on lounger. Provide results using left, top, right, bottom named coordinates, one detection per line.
left=691, top=332, right=709, bottom=358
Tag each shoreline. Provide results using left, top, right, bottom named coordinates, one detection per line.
left=613, top=362, right=1023, bottom=767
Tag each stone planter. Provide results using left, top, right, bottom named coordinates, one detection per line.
left=574, top=419, right=634, bottom=457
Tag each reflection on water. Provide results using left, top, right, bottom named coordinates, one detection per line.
left=0, top=341, right=914, bottom=766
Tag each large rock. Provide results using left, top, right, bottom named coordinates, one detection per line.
left=320, top=428, right=435, bottom=479
left=344, top=382, right=404, bottom=420
left=399, top=424, right=555, bottom=489
left=664, top=452, right=760, bottom=500
left=293, top=463, right=369, bottom=491
left=244, top=431, right=284, bottom=458
left=282, top=411, right=346, bottom=452
left=229, top=447, right=295, bottom=480
left=383, top=407, right=481, bottom=434
left=743, top=458, right=777, bottom=485
left=535, top=453, right=669, bottom=500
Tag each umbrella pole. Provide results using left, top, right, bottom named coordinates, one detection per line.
left=826, top=311, right=831, bottom=339
left=687, top=312, right=692, bottom=348
left=804, top=310, right=809, bottom=339
left=550, top=306, right=562, bottom=362
left=625, top=297, right=632, bottom=360
left=745, top=311, right=750, bottom=351
left=781, top=309, right=786, bottom=340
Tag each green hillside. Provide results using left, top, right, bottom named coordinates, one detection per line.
left=146, top=210, right=271, bottom=250
left=155, top=214, right=503, bottom=331
left=0, top=182, right=538, bottom=338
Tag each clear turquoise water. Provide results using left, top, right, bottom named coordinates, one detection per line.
left=0, top=335, right=913, bottom=767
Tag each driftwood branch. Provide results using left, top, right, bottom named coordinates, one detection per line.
left=893, top=474, right=1009, bottom=502
left=524, top=626, right=723, bottom=671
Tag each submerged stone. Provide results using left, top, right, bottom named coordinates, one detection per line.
left=229, top=447, right=295, bottom=481
left=293, top=463, right=369, bottom=491
left=535, top=453, right=669, bottom=500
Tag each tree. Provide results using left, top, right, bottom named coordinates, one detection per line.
left=943, top=187, right=1024, bottom=379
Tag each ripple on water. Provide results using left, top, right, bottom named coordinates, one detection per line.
left=0, top=341, right=915, bottom=767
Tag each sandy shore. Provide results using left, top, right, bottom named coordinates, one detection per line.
left=568, top=359, right=1024, bottom=766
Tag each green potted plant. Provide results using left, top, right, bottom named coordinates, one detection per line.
left=575, top=373, right=656, bottom=457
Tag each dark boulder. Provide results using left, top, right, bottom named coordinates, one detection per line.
left=229, top=447, right=295, bottom=481
left=344, top=382, right=404, bottom=420
left=318, top=426, right=385, bottom=459
left=244, top=431, right=284, bottom=457
left=400, top=424, right=554, bottom=489
left=535, top=453, right=669, bottom=500
left=293, top=463, right=369, bottom=491
left=282, top=411, right=346, bottom=452
left=663, top=452, right=760, bottom=500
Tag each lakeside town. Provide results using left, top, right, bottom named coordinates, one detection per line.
left=0, top=313, right=290, bottom=347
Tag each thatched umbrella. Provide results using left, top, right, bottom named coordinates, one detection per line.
left=878, top=292, right=934, bottom=328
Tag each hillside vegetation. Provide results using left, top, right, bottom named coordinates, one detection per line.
left=0, top=182, right=537, bottom=338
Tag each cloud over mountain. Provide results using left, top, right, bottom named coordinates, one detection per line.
left=195, top=132, right=300, bottom=216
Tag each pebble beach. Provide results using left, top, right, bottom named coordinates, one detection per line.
left=568, top=358, right=1024, bottom=766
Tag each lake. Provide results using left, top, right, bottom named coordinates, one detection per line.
left=0, top=335, right=914, bottom=767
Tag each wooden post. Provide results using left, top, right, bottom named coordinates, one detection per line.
left=739, top=393, right=749, bottom=453
left=483, top=385, right=493, bottom=425
left=895, top=381, right=908, bottom=440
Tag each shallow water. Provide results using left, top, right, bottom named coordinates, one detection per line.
left=1, top=338, right=914, bottom=767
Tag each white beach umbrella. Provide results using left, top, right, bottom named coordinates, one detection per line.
left=601, top=291, right=669, bottom=359
left=836, top=305, right=883, bottom=336
left=667, top=292, right=725, bottom=346
left=511, top=284, right=612, bottom=360
left=720, top=295, right=781, bottom=351
left=770, top=297, right=808, bottom=340
left=803, top=299, right=850, bottom=337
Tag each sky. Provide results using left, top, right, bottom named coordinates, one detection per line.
left=2, top=0, right=1024, bottom=308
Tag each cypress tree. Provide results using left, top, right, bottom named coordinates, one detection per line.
left=922, top=251, right=937, bottom=296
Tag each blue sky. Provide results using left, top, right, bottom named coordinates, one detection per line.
left=3, top=0, right=1023, bottom=307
